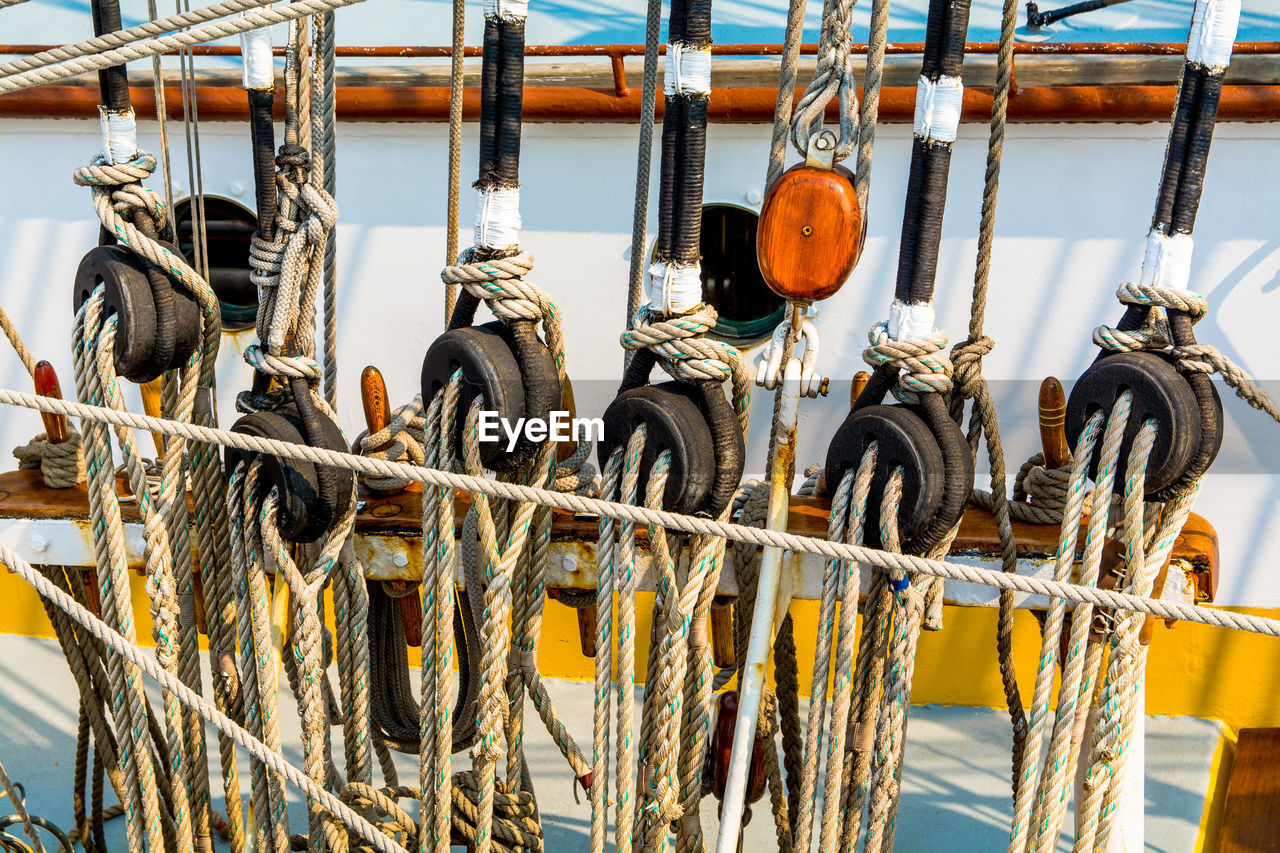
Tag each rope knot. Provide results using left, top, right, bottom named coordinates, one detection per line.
left=863, top=322, right=953, bottom=399
left=243, top=344, right=322, bottom=382
left=355, top=396, right=427, bottom=492
left=275, top=142, right=311, bottom=169
left=13, top=431, right=85, bottom=489
left=441, top=249, right=555, bottom=325
left=950, top=335, right=994, bottom=399
left=622, top=305, right=737, bottom=384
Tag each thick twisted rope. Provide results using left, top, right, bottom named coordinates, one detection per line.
left=790, top=0, right=860, bottom=161
left=863, top=323, right=953, bottom=398
left=1096, top=281, right=1280, bottom=424
left=10, top=536, right=410, bottom=853
left=0, top=0, right=369, bottom=95
left=0, top=0, right=276, bottom=80
left=13, top=431, right=85, bottom=488
left=2, top=383, right=1273, bottom=635
left=621, top=304, right=751, bottom=431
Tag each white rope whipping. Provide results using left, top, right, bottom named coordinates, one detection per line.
left=913, top=75, right=963, bottom=143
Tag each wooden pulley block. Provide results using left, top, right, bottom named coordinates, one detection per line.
left=707, top=691, right=766, bottom=805
left=420, top=321, right=560, bottom=473
left=822, top=404, right=945, bottom=550
left=756, top=130, right=864, bottom=303
left=598, top=382, right=716, bottom=516
left=1065, top=351, right=1212, bottom=500
left=226, top=402, right=354, bottom=543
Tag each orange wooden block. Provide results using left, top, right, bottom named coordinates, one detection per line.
left=756, top=163, right=863, bottom=303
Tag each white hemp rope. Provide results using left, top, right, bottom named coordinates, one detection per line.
left=0, top=0, right=368, bottom=95
left=0, top=0, right=277, bottom=80
left=3, top=542, right=409, bottom=853
left=0, top=387, right=1272, bottom=635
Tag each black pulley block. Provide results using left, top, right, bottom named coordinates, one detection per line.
left=1065, top=351, right=1201, bottom=499
left=74, top=245, right=157, bottom=382
left=690, top=380, right=745, bottom=518
left=73, top=244, right=204, bottom=382
left=158, top=241, right=204, bottom=371
left=822, top=403, right=945, bottom=550
left=420, top=320, right=560, bottom=472
left=598, top=382, right=717, bottom=516
left=226, top=403, right=354, bottom=543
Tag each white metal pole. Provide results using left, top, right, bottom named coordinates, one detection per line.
left=714, top=356, right=802, bottom=852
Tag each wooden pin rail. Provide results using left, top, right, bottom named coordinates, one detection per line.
left=0, top=468, right=1217, bottom=612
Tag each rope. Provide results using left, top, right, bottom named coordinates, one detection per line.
left=0, top=0, right=277, bottom=80
left=1094, top=282, right=1280, bottom=425
left=621, top=305, right=750, bottom=426
left=443, top=0, right=465, bottom=323
left=624, top=0, right=664, bottom=346
left=13, top=432, right=85, bottom=489
left=12, top=539, right=410, bottom=853
left=0, top=759, right=48, bottom=853
left=764, top=0, right=809, bottom=188
left=790, top=0, right=859, bottom=161
left=3, top=383, right=1273, bottom=635
left=0, top=0, right=369, bottom=95
left=945, top=0, right=1030, bottom=798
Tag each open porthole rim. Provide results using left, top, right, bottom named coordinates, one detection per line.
left=645, top=201, right=785, bottom=348
left=173, top=194, right=259, bottom=333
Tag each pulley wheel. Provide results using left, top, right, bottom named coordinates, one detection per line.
left=598, top=382, right=716, bottom=515
left=158, top=240, right=204, bottom=371
left=1065, top=351, right=1200, bottom=498
left=822, top=403, right=945, bottom=549
left=73, top=245, right=157, bottom=382
left=420, top=322, right=526, bottom=470
left=503, top=318, right=563, bottom=471
left=226, top=402, right=353, bottom=543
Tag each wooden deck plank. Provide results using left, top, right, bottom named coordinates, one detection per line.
left=1217, top=728, right=1280, bottom=852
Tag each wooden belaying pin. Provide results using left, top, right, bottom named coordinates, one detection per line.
left=558, top=375, right=580, bottom=464
left=849, top=370, right=870, bottom=409
left=360, top=365, right=405, bottom=496
left=710, top=596, right=736, bottom=668
left=361, top=365, right=393, bottom=452
left=1038, top=377, right=1072, bottom=469
left=756, top=130, right=864, bottom=304
left=140, top=375, right=165, bottom=457
left=33, top=361, right=69, bottom=445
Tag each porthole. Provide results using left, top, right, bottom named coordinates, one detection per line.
left=174, top=196, right=259, bottom=331
left=697, top=204, right=784, bottom=344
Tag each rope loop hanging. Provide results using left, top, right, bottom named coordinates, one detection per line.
left=790, top=0, right=860, bottom=162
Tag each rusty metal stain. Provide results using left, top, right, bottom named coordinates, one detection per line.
left=72, top=516, right=146, bottom=572
left=354, top=533, right=423, bottom=582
